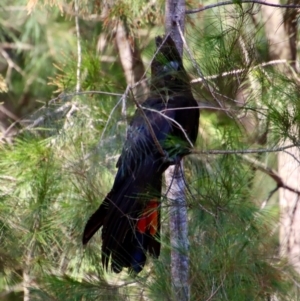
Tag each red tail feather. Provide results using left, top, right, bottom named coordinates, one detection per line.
left=136, top=200, right=159, bottom=236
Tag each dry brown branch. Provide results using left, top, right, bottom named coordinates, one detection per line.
left=115, top=22, right=148, bottom=102
left=241, top=155, right=300, bottom=200
left=241, top=154, right=283, bottom=186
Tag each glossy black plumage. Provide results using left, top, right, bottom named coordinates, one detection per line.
left=83, top=35, right=199, bottom=273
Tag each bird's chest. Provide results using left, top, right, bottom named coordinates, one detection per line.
left=127, top=124, right=147, bottom=145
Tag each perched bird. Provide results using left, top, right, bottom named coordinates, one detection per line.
left=83, top=35, right=199, bottom=273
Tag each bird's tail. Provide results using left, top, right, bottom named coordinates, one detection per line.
left=82, top=194, right=110, bottom=245
left=82, top=175, right=161, bottom=273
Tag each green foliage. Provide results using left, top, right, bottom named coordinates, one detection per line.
left=148, top=152, right=292, bottom=300
left=188, top=155, right=286, bottom=300
left=0, top=1, right=75, bottom=98
left=1, top=1, right=300, bottom=301
left=0, top=93, right=130, bottom=300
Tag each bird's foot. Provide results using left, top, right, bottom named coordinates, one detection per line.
left=162, top=151, right=181, bottom=165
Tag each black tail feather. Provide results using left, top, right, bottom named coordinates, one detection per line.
left=82, top=196, right=109, bottom=245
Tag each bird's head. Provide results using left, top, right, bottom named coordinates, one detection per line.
left=151, top=36, right=191, bottom=95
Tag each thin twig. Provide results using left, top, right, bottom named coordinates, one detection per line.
left=24, top=102, right=72, bottom=130
left=84, top=90, right=127, bottom=160
left=142, top=106, right=194, bottom=148
left=130, top=33, right=171, bottom=92
left=193, top=143, right=300, bottom=155
left=241, top=154, right=283, bottom=185
left=0, top=105, right=19, bottom=121
left=176, top=22, right=228, bottom=114
left=191, top=59, right=287, bottom=83
left=1, top=55, right=286, bottom=139
left=186, top=0, right=300, bottom=14
left=74, top=0, right=81, bottom=93
left=260, top=186, right=279, bottom=209
left=0, top=284, right=23, bottom=298
left=176, top=22, right=204, bottom=80
left=97, top=86, right=129, bottom=145
left=204, top=275, right=226, bottom=301
left=241, top=155, right=300, bottom=198
left=64, top=90, right=123, bottom=98
left=283, top=149, right=300, bottom=165
left=130, top=87, right=166, bottom=156
left=0, top=42, right=33, bottom=50
left=0, top=48, right=25, bottom=76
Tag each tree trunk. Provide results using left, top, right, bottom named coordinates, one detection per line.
left=115, top=22, right=149, bottom=103
left=164, top=1, right=190, bottom=300
left=261, top=0, right=300, bottom=273
left=165, top=163, right=190, bottom=301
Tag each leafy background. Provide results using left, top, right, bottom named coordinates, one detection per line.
left=0, top=0, right=300, bottom=300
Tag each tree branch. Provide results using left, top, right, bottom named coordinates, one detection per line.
left=186, top=0, right=300, bottom=14
left=241, top=154, right=300, bottom=196
left=165, top=1, right=190, bottom=300
left=74, top=0, right=81, bottom=93
left=193, top=143, right=300, bottom=155
left=141, top=106, right=194, bottom=148
left=176, top=22, right=230, bottom=116
left=130, top=88, right=165, bottom=156
left=191, top=59, right=287, bottom=83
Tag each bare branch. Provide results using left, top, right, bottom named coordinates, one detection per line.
left=0, top=284, right=23, bottom=298
left=176, top=22, right=230, bottom=117
left=241, top=154, right=283, bottom=186
left=103, top=85, right=129, bottom=144
left=260, top=186, right=280, bottom=209
left=46, top=91, right=123, bottom=106
left=193, top=143, right=300, bottom=155
left=25, top=102, right=73, bottom=130
left=0, top=43, right=33, bottom=50
left=74, top=0, right=81, bottom=93
left=241, top=154, right=300, bottom=195
left=142, top=106, right=194, bottom=148
left=165, top=2, right=190, bottom=300
left=186, top=0, right=300, bottom=14
left=130, top=33, right=171, bottom=92
left=0, top=105, right=19, bottom=121
left=0, top=48, right=25, bottom=77
left=191, top=60, right=287, bottom=83
left=130, top=88, right=165, bottom=156
left=283, top=149, right=300, bottom=164
left=205, top=275, right=226, bottom=301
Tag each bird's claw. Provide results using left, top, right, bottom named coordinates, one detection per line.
left=162, top=150, right=180, bottom=165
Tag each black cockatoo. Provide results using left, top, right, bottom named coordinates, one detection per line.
left=83, top=35, right=199, bottom=273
